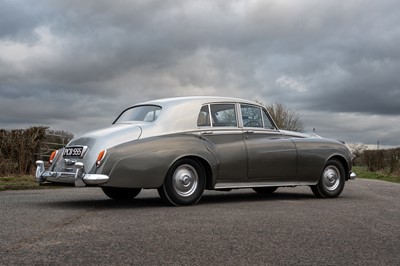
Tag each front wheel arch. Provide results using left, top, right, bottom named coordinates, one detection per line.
left=329, top=155, right=350, bottom=180
left=311, top=159, right=345, bottom=198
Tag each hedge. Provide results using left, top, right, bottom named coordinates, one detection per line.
left=0, top=127, right=48, bottom=175
left=364, top=148, right=400, bottom=175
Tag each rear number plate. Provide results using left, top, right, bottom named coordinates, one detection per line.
left=63, top=147, right=85, bottom=158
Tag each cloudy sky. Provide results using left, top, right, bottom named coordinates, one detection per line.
left=1, top=0, right=399, bottom=147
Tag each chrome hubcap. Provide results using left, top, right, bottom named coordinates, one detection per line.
left=322, top=165, right=341, bottom=191
left=172, top=164, right=198, bottom=197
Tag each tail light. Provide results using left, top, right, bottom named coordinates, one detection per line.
left=49, top=150, right=58, bottom=164
left=96, top=150, right=107, bottom=167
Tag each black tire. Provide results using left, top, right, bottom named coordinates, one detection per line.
left=311, top=159, right=345, bottom=198
left=158, top=158, right=206, bottom=206
left=102, top=187, right=142, bottom=200
left=253, top=187, right=278, bottom=194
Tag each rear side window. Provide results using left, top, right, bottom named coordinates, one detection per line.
left=197, top=103, right=239, bottom=127
left=197, top=105, right=211, bottom=127
left=210, top=104, right=237, bottom=127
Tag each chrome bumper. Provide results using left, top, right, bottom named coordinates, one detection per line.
left=35, top=160, right=109, bottom=187
left=349, top=171, right=357, bottom=180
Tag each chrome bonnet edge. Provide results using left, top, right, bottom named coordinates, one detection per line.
left=35, top=160, right=109, bottom=187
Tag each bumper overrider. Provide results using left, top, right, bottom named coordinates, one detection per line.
left=35, top=160, right=109, bottom=187
left=349, top=172, right=357, bottom=180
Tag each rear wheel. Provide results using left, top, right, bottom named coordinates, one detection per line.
left=311, top=159, right=345, bottom=198
left=158, top=158, right=205, bottom=206
left=253, top=187, right=278, bottom=194
left=102, top=187, right=142, bottom=200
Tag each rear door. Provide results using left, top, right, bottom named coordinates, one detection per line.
left=240, top=104, right=298, bottom=182
left=197, top=103, right=247, bottom=182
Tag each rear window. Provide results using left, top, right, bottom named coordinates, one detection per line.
left=115, top=105, right=161, bottom=123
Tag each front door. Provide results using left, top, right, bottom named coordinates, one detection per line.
left=240, top=104, right=297, bottom=182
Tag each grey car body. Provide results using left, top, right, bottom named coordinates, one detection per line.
left=36, top=96, right=355, bottom=206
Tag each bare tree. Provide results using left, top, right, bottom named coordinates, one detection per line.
left=264, top=102, right=304, bottom=132
left=253, top=100, right=304, bottom=132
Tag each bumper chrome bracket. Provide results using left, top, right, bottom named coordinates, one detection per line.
left=35, top=160, right=109, bottom=187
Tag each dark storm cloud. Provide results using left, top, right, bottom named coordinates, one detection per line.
left=0, top=0, right=399, bottom=145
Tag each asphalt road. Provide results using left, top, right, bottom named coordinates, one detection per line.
left=0, top=179, right=399, bottom=266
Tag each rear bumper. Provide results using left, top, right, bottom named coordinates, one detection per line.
left=35, top=160, right=109, bottom=187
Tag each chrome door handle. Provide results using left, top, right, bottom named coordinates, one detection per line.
left=201, top=131, right=213, bottom=135
left=245, top=130, right=254, bottom=134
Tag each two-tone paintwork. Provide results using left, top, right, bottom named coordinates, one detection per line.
left=39, top=96, right=353, bottom=191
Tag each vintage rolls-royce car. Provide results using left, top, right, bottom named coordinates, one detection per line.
left=36, top=96, right=356, bottom=206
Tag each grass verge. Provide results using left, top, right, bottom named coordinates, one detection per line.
left=353, top=166, right=400, bottom=184
left=0, top=175, right=64, bottom=191
left=0, top=175, right=41, bottom=191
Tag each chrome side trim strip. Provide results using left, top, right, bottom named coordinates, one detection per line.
left=214, top=181, right=315, bottom=189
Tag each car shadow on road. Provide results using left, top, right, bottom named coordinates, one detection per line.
left=40, top=190, right=316, bottom=210
left=42, top=196, right=165, bottom=210
left=200, top=190, right=316, bottom=205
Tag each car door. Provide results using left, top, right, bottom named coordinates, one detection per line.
left=197, top=103, right=247, bottom=182
left=240, top=104, right=298, bottom=182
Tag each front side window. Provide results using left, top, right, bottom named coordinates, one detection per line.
left=210, top=104, right=237, bottom=127
left=241, top=105, right=263, bottom=128
left=262, top=109, right=276, bottom=129
left=114, top=105, right=162, bottom=123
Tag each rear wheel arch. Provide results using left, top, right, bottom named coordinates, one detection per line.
left=167, top=155, right=214, bottom=190
left=158, top=156, right=212, bottom=206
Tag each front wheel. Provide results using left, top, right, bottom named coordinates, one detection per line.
left=311, top=159, right=345, bottom=198
left=158, top=159, right=205, bottom=206
left=102, top=187, right=142, bottom=200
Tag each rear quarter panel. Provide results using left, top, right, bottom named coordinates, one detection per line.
left=98, top=133, right=217, bottom=188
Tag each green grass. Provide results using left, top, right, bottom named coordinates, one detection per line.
left=0, top=175, right=41, bottom=191
left=0, top=175, right=65, bottom=191
left=353, top=166, right=400, bottom=184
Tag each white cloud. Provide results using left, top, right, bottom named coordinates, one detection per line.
left=276, top=75, right=308, bottom=93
